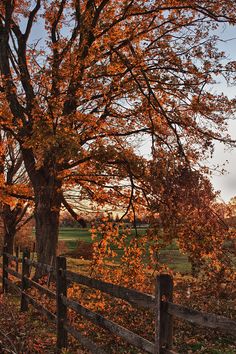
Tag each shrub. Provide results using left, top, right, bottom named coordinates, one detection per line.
left=68, top=241, right=93, bottom=260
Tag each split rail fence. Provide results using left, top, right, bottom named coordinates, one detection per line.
left=0, top=247, right=235, bottom=354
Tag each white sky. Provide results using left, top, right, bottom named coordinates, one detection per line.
left=207, top=25, right=236, bottom=202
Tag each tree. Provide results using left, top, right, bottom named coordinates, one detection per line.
left=228, top=196, right=236, bottom=217
left=0, top=1, right=236, bottom=265
left=0, top=132, right=33, bottom=254
left=145, top=157, right=235, bottom=282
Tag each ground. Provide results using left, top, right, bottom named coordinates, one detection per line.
left=0, top=262, right=235, bottom=353
left=0, top=227, right=235, bottom=353
left=0, top=293, right=56, bottom=353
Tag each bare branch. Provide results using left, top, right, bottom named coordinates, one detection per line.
left=61, top=193, right=86, bottom=227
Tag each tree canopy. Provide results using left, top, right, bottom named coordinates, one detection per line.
left=0, top=0, right=236, bottom=265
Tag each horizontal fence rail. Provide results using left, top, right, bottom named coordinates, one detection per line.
left=4, top=267, right=21, bottom=279
left=167, top=302, right=236, bottom=335
left=24, top=277, right=56, bottom=299
left=25, top=258, right=54, bottom=274
left=66, top=269, right=155, bottom=309
left=62, top=295, right=155, bottom=353
left=24, top=292, right=57, bottom=323
left=1, top=246, right=236, bottom=354
left=63, top=323, right=107, bottom=354
left=4, top=277, right=21, bottom=294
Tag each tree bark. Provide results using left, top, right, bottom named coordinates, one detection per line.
left=3, top=227, right=15, bottom=254
left=21, top=147, right=62, bottom=274
left=3, top=205, right=17, bottom=254
left=34, top=174, right=62, bottom=270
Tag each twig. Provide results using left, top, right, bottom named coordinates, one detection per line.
left=0, top=328, right=18, bottom=354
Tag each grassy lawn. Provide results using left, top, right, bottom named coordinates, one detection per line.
left=59, top=227, right=92, bottom=249
left=59, top=226, right=147, bottom=251
left=59, top=226, right=146, bottom=244
left=58, top=227, right=192, bottom=274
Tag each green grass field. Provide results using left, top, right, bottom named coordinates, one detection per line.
left=58, top=227, right=192, bottom=273
left=59, top=227, right=92, bottom=249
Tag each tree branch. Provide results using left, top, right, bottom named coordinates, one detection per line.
left=61, top=194, right=86, bottom=227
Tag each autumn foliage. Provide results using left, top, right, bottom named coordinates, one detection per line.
left=0, top=0, right=236, bottom=266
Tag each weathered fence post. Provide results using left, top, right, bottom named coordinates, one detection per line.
left=15, top=246, right=19, bottom=272
left=155, top=274, right=173, bottom=353
left=56, top=256, right=68, bottom=352
left=2, top=245, right=8, bottom=293
left=20, top=248, right=30, bottom=311
left=47, top=255, right=54, bottom=288
left=29, top=243, right=35, bottom=277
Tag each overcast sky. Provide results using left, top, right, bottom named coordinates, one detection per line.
left=207, top=25, right=236, bottom=202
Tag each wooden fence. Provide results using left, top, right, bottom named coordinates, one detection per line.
left=0, top=247, right=235, bottom=354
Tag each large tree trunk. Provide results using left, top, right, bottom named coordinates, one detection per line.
left=34, top=174, right=62, bottom=269
left=21, top=147, right=62, bottom=272
left=3, top=226, right=15, bottom=254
